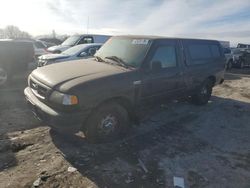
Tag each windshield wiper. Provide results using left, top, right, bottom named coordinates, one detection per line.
left=95, top=55, right=105, bottom=62
left=105, top=56, right=132, bottom=69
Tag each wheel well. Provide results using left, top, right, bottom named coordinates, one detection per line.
left=83, top=97, right=136, bottom=130
left=208, top=76, right=216, bottom=86
left=100, top=97, right=135, bottom=121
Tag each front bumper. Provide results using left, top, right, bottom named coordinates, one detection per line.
left=24, top=87, right=89, bottom=133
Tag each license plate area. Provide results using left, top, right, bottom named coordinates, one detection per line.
left=26, top=97, right=42, bottom=121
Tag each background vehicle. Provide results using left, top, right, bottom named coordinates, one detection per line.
left=231, top=48, right=250, bottom=68
left=237, top=43, right=250, bottom=49
left=38, top=38, right=62, bottom=46
left=38, top=43, right=102, bottom=67
left=0, top=41, right=34, bottom=86
left=238, top=50, right=250, bottom=68
left=47, top=34, right=111, bottom=54
left=15, top=39, right=50, bottom=59
left=25, top=36, right=225, bottom=143
left=223, top=48, right=233, bottom=70
left=33, top=40, right=50, bottom=59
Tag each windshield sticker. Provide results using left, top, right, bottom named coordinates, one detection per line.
left=132, top=39, right=149, bottom=45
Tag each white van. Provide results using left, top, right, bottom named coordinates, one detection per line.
left=47, top=34, right=111, bottom=53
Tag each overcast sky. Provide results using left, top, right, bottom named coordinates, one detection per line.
left=0, top=0, right=250, bottom=45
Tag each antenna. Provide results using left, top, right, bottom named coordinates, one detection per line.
left=87, top=16, right=89, bottom=34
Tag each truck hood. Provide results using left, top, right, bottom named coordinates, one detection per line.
left=31, top=59, right=128, bottom=89
left=47, top=45, right=70, bottom=52
left=39, top=53, right=70, bottom=60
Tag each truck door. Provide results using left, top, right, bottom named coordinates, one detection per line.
left=140, top=39, right=186, bottom=102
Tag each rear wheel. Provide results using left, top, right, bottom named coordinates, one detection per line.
left=84, top=102, right=129, bottom=143
left=227, top=60, right=233, bottom=70
left=239, top=60, right=244, bottom=69
left=191, top=80, right=213, bottom=105
left=0, top=67, right=8, bottom=86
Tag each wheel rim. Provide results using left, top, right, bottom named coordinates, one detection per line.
left=98, top=114, right=118, bottom=136
left=0, top=68, right=7, bottom=85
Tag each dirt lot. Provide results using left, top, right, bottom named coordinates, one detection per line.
left=0, top=69, right=250, bottom=188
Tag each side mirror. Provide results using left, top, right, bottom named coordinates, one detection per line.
left=79, top=52, right=87, bottom=57
left=151, top=61, right=162, bottom=72
left=89, top=48, right=96, bottom=56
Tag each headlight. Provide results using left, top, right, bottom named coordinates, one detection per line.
left=62, top=94, right=78, bottom=105
left=49, top=91, right=78, bottom=105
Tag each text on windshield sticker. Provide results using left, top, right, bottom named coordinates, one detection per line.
left=132, top=39, right=149, bottom=45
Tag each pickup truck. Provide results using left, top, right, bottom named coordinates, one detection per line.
left=24, top=36, right=225, bottom=142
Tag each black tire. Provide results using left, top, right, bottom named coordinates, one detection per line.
left=191, top=80, right=213, bottom=105
left=84, top=102, right=129, bottom=143
left=226, top=60, right=233, bottom=70
left=239, top=60, right=244, bottom=69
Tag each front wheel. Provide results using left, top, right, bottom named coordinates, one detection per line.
left=84, top=102, right=129, bottom=143
left=191, top=80, right=213, bottom=105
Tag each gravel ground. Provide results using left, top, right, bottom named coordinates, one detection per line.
left=0, top=69, right=250, bottom=188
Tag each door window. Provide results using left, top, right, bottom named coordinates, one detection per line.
left=78, top=37, right=93, bottom=44
left=150, top=46, right=177, bottom=68
left=188, top=44, right=211, bottom=60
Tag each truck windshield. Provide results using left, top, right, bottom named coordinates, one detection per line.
left=62, top=36, right=81, bottom=46
left=95, top=37, right=152, bottom=68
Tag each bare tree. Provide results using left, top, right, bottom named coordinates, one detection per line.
left=2, top=25, right=31, bottom=39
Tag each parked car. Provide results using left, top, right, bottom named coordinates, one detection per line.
left=38, top=38, right=62, bottom=46
left=0, top=41, right=34, bottom=85
left=15, top=39, right=49, bottom=59
left=238, top=50, right=250, bottom=68
left=24, top=36, right=225, bottom=143
left=237, top=43, right=250, bottom=49
left=223, top=48, right=233, bottom=70
left=38, top=43, right=102, bottom=67
left=33, top=40, right=50, bottom=59
left=231, top=48, right=250, bottom=68
left=47, top=34, right=111, bottom=53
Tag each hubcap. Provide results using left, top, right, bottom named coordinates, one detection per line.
left=0, top=68, right=7, bottom=85
left=98, top=114, right=117, bottom=135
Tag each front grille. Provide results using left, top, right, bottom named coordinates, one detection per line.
left=30, top=78, right=48, bottom=99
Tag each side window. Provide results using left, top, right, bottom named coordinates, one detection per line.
left=151, top=46, right=177, bottom=69
left=211, top=45, right=221, bottom=57
left=34, top=41, right=46, bottom=49
left=78, top=37, right=93, bottom=44
left=188, top=44, right=211, bottom=59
